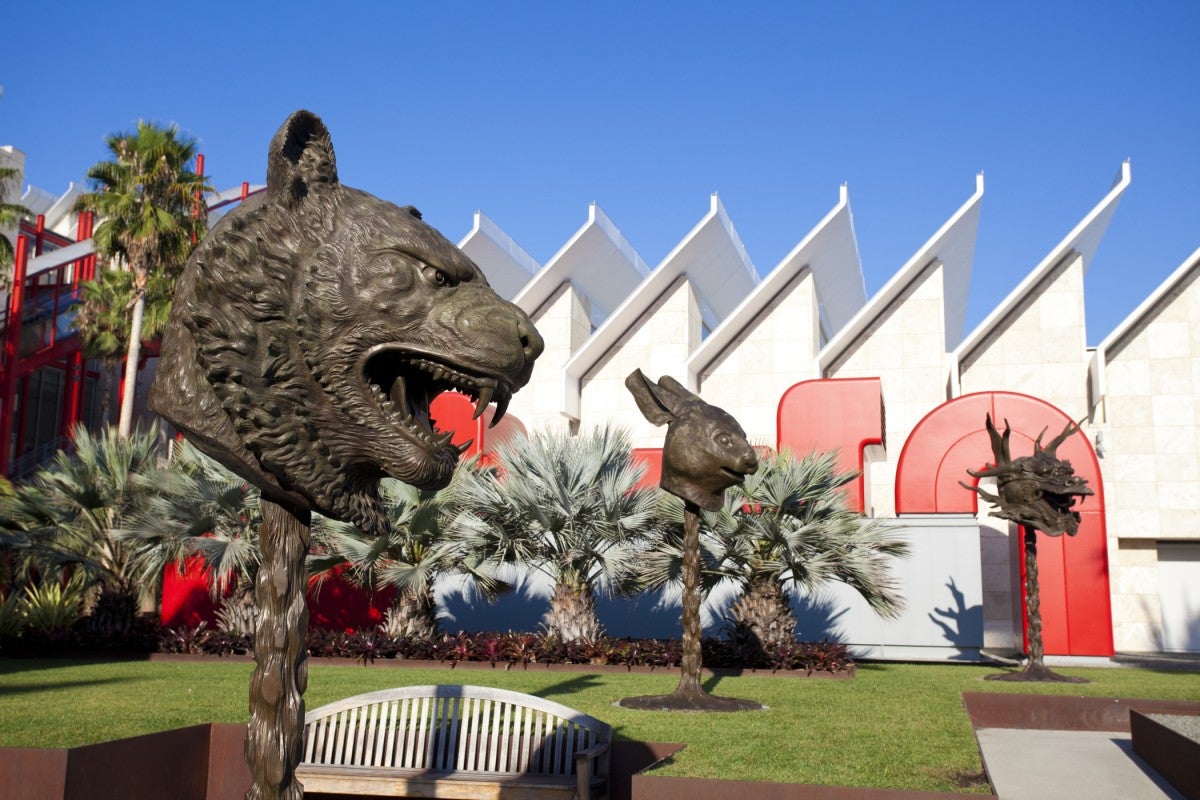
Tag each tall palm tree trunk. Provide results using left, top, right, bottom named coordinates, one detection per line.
left=117, top=291, right=144, bottom=437
left=245, top=499, right=311, bottom=800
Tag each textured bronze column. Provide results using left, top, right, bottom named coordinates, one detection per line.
left=148, top=109, right=542, bottom=790
left=987, top=526, right=1084, bottom=683
left=619, top=370, right=761, bottom=711
left=965, top=414, right=1090, bottom=684
left=245, top=500, right=311, bottom=800
left=1023, top=529, right=1042, bottom=668
left=675, top=505, right=704, bottom=698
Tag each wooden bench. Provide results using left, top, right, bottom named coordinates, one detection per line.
left=296, top=684, right=612, bottom=799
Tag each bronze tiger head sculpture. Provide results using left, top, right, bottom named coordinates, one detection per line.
left=150, top=110, right=543, bottom=536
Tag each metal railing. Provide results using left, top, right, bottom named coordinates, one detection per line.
left=8, top=435, right=71, bottom=481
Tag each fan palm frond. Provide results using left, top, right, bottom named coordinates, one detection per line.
left=309, top=475, right=511, bottom=637
left=636, top=450, right=910, bottom=647
left=449, top=426, right=660, bottom=643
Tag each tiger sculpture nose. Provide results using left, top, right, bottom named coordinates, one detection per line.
left=517, top=318, right=544, bottom=366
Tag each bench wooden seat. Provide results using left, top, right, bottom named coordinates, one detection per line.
left=297, top=684, right=611, bottom=799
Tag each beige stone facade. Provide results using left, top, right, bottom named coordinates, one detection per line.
left=826, top=260, right=953, bottom=518
left=579, top=277, right=701, bottom=448
left=459, top=160, right=1200, bottom=655
left=698, top=270, right=819, bottom=447
left=1093, top=252, right=1200, bottom=651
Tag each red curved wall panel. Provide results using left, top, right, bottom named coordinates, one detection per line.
left=895, top=391, right=1112, bottom=656
left=776, top=378, right=884, bottom=512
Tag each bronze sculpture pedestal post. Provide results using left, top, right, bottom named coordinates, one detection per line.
left=964, top=414, right=1092, bottom=684
left=245, top=500, right=311, bottom=799
left=619, top=370, right=762, bottom=712
left=619, top=501, right=762, bottom=711
left=985, top=526, right=1085, bottom=684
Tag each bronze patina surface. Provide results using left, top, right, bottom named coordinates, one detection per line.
left=150, top=110, right=542, bottom=536
left=149, top=110, right=541, bottom=799
left=962, top=414, right=1091, bottom=683
left=620, top=369, right=761, bottom=712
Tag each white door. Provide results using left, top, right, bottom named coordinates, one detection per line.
left=1157, top=542, right=1200, bottom=653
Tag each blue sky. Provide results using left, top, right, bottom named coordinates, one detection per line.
left=3, top=1, right=1198, bottom=345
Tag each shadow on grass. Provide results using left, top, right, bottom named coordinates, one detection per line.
left=0, top=654, right=158, bottom=681
left=537, top=672, right=606, bottom=698
left=0, top=677, right=137, bottom=698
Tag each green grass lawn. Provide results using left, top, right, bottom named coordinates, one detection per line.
left=0, top=657, right=1197, bottom=793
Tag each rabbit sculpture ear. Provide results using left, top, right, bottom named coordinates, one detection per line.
left=625, top=368, right=685, bottom=426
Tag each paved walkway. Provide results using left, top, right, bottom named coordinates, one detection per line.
left=976, top=728, right=1187, bottom=799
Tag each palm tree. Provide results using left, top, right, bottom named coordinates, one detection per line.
left=450, top=427, right=660, bottom=644
left=309, top=478, right=509, bottom=639
left=75, top=267, right=177, bottom=423
left=6, top=424, right=166, bottom=634
left=0, top=163, right=31, bottom=290
left=119, top=438, right=262, bottom=628
left=73, top=121, right=212, bottom=436
left=640, top=451, right=909, bottom=656
left=0, top=475, right=35, bottom=595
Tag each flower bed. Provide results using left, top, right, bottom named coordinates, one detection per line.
left=2, top=617, right=854, bottom=675
left=163, top=625, right=855, bottom=674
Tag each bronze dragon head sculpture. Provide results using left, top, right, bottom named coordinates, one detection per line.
left=150, top=110, right=543, bottom=536
left=962, top=413, right=1093, bottom=536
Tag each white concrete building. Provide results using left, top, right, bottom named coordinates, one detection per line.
left=8, top=140, right=1198, bottom=658
left=455, top=162, right=1197, bottom=657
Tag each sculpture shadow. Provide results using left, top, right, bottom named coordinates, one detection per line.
left=597, top=592, right=690, bottom=640
left=536, top=673, right=605, bottom=699
left=928, top=577, right=985, bottom=660
left=438, top=573, right=548, bottom=634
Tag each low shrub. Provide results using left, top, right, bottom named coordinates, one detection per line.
left=12, top=619, right=853, bottom=673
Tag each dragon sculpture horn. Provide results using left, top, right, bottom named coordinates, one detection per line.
left=990, top=414, right=1013, bottom=465
left=965, top=413, right=1010, bottom=479
left=1037, top=419, right=1081, bottom=459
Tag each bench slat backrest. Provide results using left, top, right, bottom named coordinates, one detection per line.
left=302, top=685, right=611, bottom=776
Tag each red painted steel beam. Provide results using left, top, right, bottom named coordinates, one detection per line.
left=8, top=334, right=83, bottom=381
left=61, top=350, right=84, bottom=439
left=1, top=236, right=31, bottom=475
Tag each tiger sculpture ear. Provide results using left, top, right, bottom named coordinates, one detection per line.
left=266, top=109, right=339, bottom=206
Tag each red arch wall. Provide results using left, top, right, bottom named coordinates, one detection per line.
left=895, top=391, right=1112, bottom=656
left=777, top=378, right=884, bottom=512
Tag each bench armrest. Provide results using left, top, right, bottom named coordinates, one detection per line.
left=575, top=742, right=610, bottom=800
